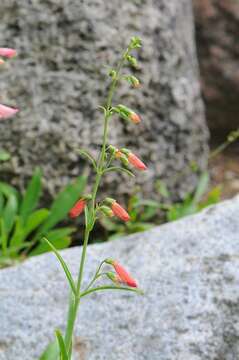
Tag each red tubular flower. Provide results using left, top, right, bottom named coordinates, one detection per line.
left=112, top=261, right=138, bottom=288
left=69, top=199, right=86, bottom=218
left=0, top=104, right=19, bottom=119
left=111, top=201, right=130, bottom=222
left=128, top=152, right=147, bottom=170
left=0, top=48, right=17, bottom=58
left=129, top=112, right=140, bottom=124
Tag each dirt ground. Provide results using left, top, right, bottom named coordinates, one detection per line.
left=210, top=145, right=239, bottom=200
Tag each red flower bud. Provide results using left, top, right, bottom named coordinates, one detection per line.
left=0, top=48, right=17, bottom=58
left=0, top=104, right=19, bottom=120
left=115, top=150, right=123, bottom=159
left=129, top=112, right=140, bottom=124
left=69, top=198, right=86, bottom=218
left=111, top=201, right=130, bottom=222
left=128, top=152, right=147, bottom=170
left=115, top=105, right=141, bottom=124
left=112, top=261, right=138, bottom=288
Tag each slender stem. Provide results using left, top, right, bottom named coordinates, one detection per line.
left=80, top=285, right=143, bottom=298
left=64, top=227, right=89, bottom=352
left=83, top=260, right=106, bottom=292
left=76, top=228, right=90, bottom=293
left=64, top=294, right=79, bottom=351
left=209, top=142, right=231, bottom=160
left=64, top=47, right=128, bottom=356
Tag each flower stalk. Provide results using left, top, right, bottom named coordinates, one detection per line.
left=42, top=37, right=145, bottom=359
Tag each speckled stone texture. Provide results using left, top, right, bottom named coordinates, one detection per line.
left=1, top=197, right=239, bottom=359
left=0, top=0, right=208, bottom=198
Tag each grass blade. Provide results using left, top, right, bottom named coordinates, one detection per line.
left=55, top=329, right=69, bottom=360
left=39, top=339, right=59, bottom=360
left=38, top=176, right=86, bottom=235
left=19, top=168, right=42, bottom=224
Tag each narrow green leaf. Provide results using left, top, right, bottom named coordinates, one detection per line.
left=44, top=228, right=75, bottom=242
left=39, top=339, right=59, bottom=360
left=77, top=149, right=97, bottom=170
left=192, top=172, right=209, bottom=205
left=30, top=233, right=72, bottom=257
left=0, top=219, right=7, bottom=254
left=0, top=181, right=19, bottom=198
left=127, top=221, right=154, bottom=233
left=42, top=237, right=77, bottom=296
left=9, top=216, right=24, bottom=249
left=55, top=329, right=69, bottom=360
left=19, top=168, right=42, bottom=224
left=199, top=185, right=221, bottom=210
left=0, top=192, right=5, bottom=217
left=24, top=209, right=50, bottom=237
left=2, top=194, right=18, bottom=234
left=38, top=176, right=86, bottom=235
left=156, top=180, right=170, bottom=198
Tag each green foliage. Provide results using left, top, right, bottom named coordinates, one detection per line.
left=39, top=340, right=59, bottom=360
left=100, top=172, right=222, bottom=240
left=55, top=329, right=69, bottom=360
left=165, top=173, right=221, bottom=221
left=0, top=169, right=86, bottom=268
left=100, top=191, right=160, bottom=240
left=0, top=149, right=11, bottom=162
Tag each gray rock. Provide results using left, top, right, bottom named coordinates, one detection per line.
left=0, top=0, right=208, bottom=199
left=1, top=197, right=239, bottom=359
left=193, top=0, right=239, bottom=137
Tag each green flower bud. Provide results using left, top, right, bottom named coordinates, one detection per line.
left=129, top=36, right=142, bottom=49
left=126, top=55, right=138, bottom=68
left=109, top=69, right=117, bottom=79
left=100, top=206, right=114, bottom=217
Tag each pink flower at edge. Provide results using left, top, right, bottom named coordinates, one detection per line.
left=0, top=48, right=17, bottom=58
left=112, top=261, right=138, bottom=288
left=0, top=104, right=19, bottom=119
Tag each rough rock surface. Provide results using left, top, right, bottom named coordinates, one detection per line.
left=193, top=0, right=239, bottom=136
left=1, top=197, right=239, bottom=359
left=0, top=0, right=208, bottom=198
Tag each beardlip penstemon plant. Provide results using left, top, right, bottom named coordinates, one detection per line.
left=40, top=37, right=145, bottom=359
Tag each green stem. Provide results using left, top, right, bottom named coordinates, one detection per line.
left=64, top=294, right=79, bottom=352
left=80, top=285, right=143, bottom=298
left=63, top=47, right=128, bottom=357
